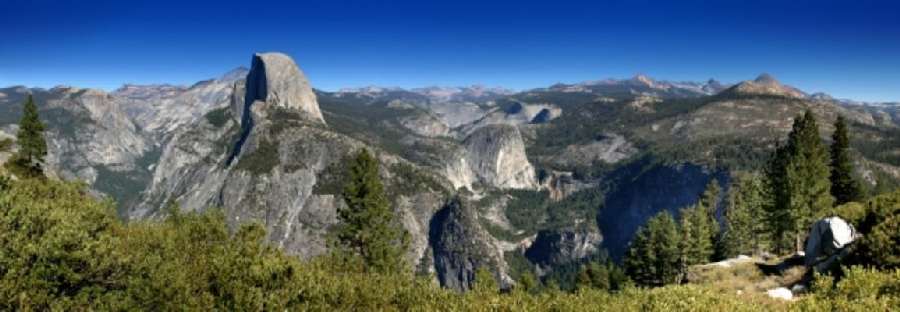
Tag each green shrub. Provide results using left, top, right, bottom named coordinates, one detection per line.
left=233, top=139, right=280, bottom=174
left=3, top=177, right=900, bottom=310
left=860, top=215, right=900, bottom=269
left=204, top=107, right=231, bottom=128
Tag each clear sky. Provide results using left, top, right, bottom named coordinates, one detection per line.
left=2, top=0, right=899, bottom=102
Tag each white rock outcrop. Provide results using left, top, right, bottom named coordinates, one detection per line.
left=243, top=52, right=324, bottom=124
left=459, top=124, right=537, bottom=189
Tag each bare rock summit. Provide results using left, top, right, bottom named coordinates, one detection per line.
left=243, top=52, right=325, bottom=124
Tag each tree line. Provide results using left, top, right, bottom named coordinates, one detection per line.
left=622, top=109, right=865, bottom=287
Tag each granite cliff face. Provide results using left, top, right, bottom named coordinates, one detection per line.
left=135, top=53, right=447, bottom=267
left=443, top=124, right=537, bottom=190
left=430, top=199, right=511, bottom=291
left=242, top=53, right=324, bottom=124
left=115, top=68, right=247, bottom=141
left=0, top=86, right=152, bottom=209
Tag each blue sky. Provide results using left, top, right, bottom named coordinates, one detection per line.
left=2, top=0, right=899, bottom=101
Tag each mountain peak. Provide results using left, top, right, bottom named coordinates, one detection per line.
left=244, top=52, right=324, bottom=124
left=722, top=74, right=805, bottom=98
left=218, top=66, right=249, bottom=82
left=631, top=74, right=655, bottom=86
left=754, top=73, right=778, bottom=84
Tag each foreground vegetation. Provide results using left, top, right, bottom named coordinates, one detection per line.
left=1, top=176, right=899, bottom=310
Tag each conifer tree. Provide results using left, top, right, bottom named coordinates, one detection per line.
left=699, top=179, right=721, bottom=219
left=830, top=116, right=863, bottom=205
left=721, top=174, right=768, bottom=257
left=678, top=205, right=714, bottom=277
left=766, top=110, right=833, bottom=252
left=624, top=211, right=681, bottom=287
left=576, top=261, right=609, bottom=291
left=11, top=95, right=47, bottom=178
left=335, top=149, right=410, bottom=273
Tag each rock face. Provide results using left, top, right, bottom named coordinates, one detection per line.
left=115, top=68, right=246, bottom=141
left=598, top=161, right=728, bottom=261
left=525, top=228, right=602, bottom=271
left=548, top=133, right=636, bottom=169
left=0, top=86, right=153, bottom=209
left=242, top=53, right=324, bottom=124
left=135, top=53, right=447, bottom=267
left=458, top=124, right=537, bottom=190
left=44, top=88, right=149, bottom=173
left=430, top=199, right=509, bottom=291
left=459, top=102, right=561, bottom=135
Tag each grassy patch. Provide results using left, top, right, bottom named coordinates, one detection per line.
left=687, top=257, right=806, bottom=305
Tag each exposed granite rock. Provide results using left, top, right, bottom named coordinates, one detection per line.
left=441, top=123, right=540, bottom=191
left=115, top=68, right=246, bottom=141
left=134, top=53, right=448, bottom=268
left=399, top=112, right=450, bottom=138
left=525, top=227, right=603, bottom=273
left=547, top=133, right=637, bottom=169
left=430, top=198, right=510, bottom=291
left=460, top=124, right=537, bottom=190
left=244, top=52, right=324, bottom=124
left=458, top=102, right=561, bottom=135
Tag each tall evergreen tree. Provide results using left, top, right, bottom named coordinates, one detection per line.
left=698, top=179, right=726, bottom=260
left=11, top=95, right=47, bottom=178
left=765, top=110, right=833, bottom=252
left=678, top=205, right=714, bottom=277
left=829, top=116, right=863, bottom=205
left=721, top=174, right=769, bottom=257
left=699, top=179, right=721, bottom=219
left=624, top=211, right=681, bottom=287
left=334, top=149, right=410, bottom=274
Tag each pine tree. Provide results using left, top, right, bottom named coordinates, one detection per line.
left=334, top=149, right=410, bottom=274
left=699, top=179, right=721, bottom=219
left=698, top=179, right=725, bottom=260
left=830, top=116, right=863, bottom=205
left=576, top=261, right=610, bottom=291
left=764, top=142, right=792, bottom=252
left=766, top=110, right=833, bottom=252
left=721, top=174, right=769, bottom=257
left=624, top=211, right=681, bottom=287
left=11, top=95, right=47, bottom=178
left=678, top=205, right=714, bottom=276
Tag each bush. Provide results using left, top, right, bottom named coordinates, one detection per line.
left=798, top=266, right=900, bottom=309
left=0, top=178, right=119, bottom=309
left=204, top=107, right=231, bottom=128
left=3, top=178, right=900, bottom=310
left=860, top=215, right=900, bottom=269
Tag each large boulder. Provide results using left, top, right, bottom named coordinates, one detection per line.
left=804, top=217, right=856, bottom=270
